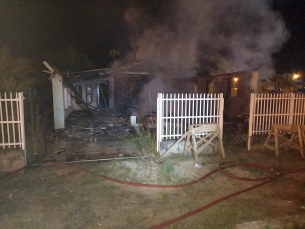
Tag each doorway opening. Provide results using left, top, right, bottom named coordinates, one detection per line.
left=98, top=81, right=109, bottom=108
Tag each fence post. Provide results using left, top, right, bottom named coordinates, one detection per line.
left=156, top=93, right=162, bottom=152
left=219, top=93, right=224, bottom=139
left=19, top=92, right=26, bottom=165
left=289, top=93, right=295, bottom=125
left=248, top=93, right=255, bottom=150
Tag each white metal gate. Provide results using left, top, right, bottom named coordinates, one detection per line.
left=0, top=92, right=25, bottom=150
left=156, top=93, right=224, bottom=152
left=248, top=93, right=305, bottom=149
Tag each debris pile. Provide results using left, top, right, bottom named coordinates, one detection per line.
left=41, top=109, right=145, bottom=163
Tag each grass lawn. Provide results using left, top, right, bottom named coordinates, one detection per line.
left=1, top=145, right=305, bottom=229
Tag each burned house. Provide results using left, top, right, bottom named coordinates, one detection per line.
left=43, top=63, right=259, bottom=162
left=45, top=60, right=258, bottom=129
left=43, top=60, right=154, bottom=129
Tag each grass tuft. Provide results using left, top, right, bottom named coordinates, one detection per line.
left=123, top=127, right=158, bottom=156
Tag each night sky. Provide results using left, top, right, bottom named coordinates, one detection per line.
left=0, top=0, right=305, bottom=76
left=272, top=0, right=305, bottom=75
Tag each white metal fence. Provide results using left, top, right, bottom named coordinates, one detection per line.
left=157, top=93, right=224, bottom=152
left=0, top=92, right=25, bottom=150
left=248, top=93, right=305, bottom=149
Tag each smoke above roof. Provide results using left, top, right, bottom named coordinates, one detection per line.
left=116, top=0, right=288, bottom=78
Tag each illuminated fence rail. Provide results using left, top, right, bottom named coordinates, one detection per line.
left=248, top=93, right=305, bottom=149
left=156, top=93, right=224, bottom=152
left=0, top=92, right=25, bottom=150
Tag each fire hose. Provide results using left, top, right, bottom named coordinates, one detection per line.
left=1, top=161, right=305, bottom=228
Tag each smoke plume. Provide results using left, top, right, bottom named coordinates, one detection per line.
left=120, top=0, right=288, bottom=78
left=115, top=0, right=289, bottom=115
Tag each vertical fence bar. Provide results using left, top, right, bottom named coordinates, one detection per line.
left=173, top=93, right=176, bottom=138
left=169, top=94, right=172, bottom=139
left=296, top=94, right=300, bottom=125
left=289, top=93, right=295, bottom=125
left=276, top=93, right=279, bottom=124
left=184, top=93, right=186, bottom=130
left=255, top=94, right=258, bottom=134
left=19, top=92, right=25, bottom=151
left=283, top=94, right=287, bottom=124
left=198, top=93, right=203, bottom=123
left=156, top=94, right=160, bottom=151
left=278, top=94, right=282, bottom=124
left=283, top=94, right=287, bottom=123
left=165, top=93, right=168, bottom=138
left=10, top=92, right=16, bottom=148
left=185, top=94, right=191, bottom=125
left=263, top=94, right=266, bottom=132
left=267, top=94, right=272, bottom=130
left=206, top=94, right=209, bottom=123
left=177, top=94, right=180, bottom=136
left=5, top=93, right=11, bottom=148
left=195, top=93, right=198, bottom=124
left=180, top=94, right=183, bottom=135
left=0, top=93, right=4, bottom=148
left=259, top=94, right=263, bottom=133
left=191, top=94, right=193, bottom=124
left=157, top=93, right=162, bottom=151
left=203, top=94, right=206, bottom=123
left=270, top=93, right=275, bottom=126
left=208, top=94, right=211, bottom=123
left=214, top=94, right=217, bottom=123
left=262, top=94, right=266, bottom=133
left=297, top=94, right=301, bottom=125
left=16, top=92, right=21, bottom=149
left=219, top=93, right=224, bottom=139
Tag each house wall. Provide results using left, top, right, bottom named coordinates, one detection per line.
left=195, top=70, right=259, bottom=118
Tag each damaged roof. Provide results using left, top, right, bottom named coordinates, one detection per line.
left=68, top=66, right=153, bottom=82
left=68, top=68, right=112, bottom=81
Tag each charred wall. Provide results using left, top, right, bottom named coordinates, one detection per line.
left=114, top=75, right=151, bottom=115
